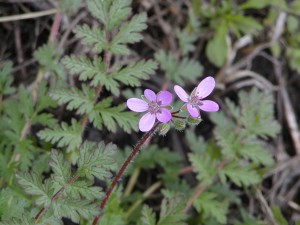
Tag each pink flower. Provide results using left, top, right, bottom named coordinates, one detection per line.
left=174, top=76, right=219, bottom=118
left=127, top=89, right=173, bottom=132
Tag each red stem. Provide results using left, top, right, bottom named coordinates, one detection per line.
left=49, top=11, right=62, bottom=43
left=92, top=123, right=160, bottom=225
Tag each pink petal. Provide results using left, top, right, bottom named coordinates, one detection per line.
left=139, top=112, right=156, bottom=132
left=144, top=89, right=156, bottom=102
left=199, top=100, right=219, bottom=112
left=127, top=98, right=148, bottom=112
left=187, top=103, right=199, bottom=117
left=174, top=85, right=189, bottom=102
left=157, top=91, right=172, bottom=106
left=156, top=108, right=172, bottom=123
left=196, top=76, right=216, bottom=99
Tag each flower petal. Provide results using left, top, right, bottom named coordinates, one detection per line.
left=196, top=76, right=216, bottom=99
left=127, top=98, right=148, bottom=112
left=139, top=112, right=156, bottom=132
left=199, top=100, right=219, bottom=112
left=144, top=89, right=156, bottom=102
left=157, top=91, right=172, bottom=106
left=156, top=108, right=172, bottom=123
left=187, top=103, right=199, bottom=117
left=174, top=85, right=189, bottom=102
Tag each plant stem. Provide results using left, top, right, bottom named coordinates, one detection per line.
left=34, top=174, right=79, bottom=222
left=92, top=122, right=160, bottom=225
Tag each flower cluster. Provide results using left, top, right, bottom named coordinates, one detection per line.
left=127, top=76, right=219, bottom=132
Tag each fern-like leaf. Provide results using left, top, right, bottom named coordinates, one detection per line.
left=110, top=13, right=147, bottom=55
left=78, top=142, right=118, bottom=180
left=194, top=192, right=228, bottom=224
left=50, top=85, right=95, bottom=115
left=38, top=119, right=82, bottom=152
left=74, top=25, right=106, bottom=53
left=112, top=60, right=157, bottom=86
left=90, top=97, right=137, bottom=133
left=16, top=172, right=53, bottom=207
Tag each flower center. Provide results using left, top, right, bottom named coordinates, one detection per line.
left=190, top=95, right=202, bottom=107
left=148, top=101, right=161, bottom=114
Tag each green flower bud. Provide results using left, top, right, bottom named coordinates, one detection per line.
left=173, top=119, right=186, bottom=131
left=187, top=116, right=202, bottom=125
left=159, top=123, right=171, bottom=136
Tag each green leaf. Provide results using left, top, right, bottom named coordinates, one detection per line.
left=38, top=119, right=82, bottom=152
left=155, top=50, right=203, bottom=85
left=219, top=163, right=260, bottom=187
left=0, top=61, right=15, bottom=96
left=239, top=0, right=273, bottom=9
left=112, top=60, right=157, bottom=87
left=194, top=192, right=228, bottom=224
left=271, top=206, right=288, bottom=225
left=185, top=130, right=207, bottom=154
left=238, top=88, right=280, bottom=138
left=107, top=0, right=132, bottom=30
left=90, top=97, right=138, bottom=133
left=87, top=0, right=111, bottom=27
left=206, top=24, right=228, bottom=67
left=239, top=141, right=274, bottom=166
left=62, top=56, right=120, bottom=95
left=188, top=153, right=218, bottom=184
left=50, top=84, right=95, bottom=115
left=139, top=205, right=156, bottom=225
left=53, top=199, right=98, bottom=223
left=16, top=172, right=53, bottom=207
left=78, top=142, right=118, bottom=180
left=33, top=43, right=65, bottom=79
left=49, top=150, right=71, bottom=186
left=158, top=196, right=186, bottom=225
left=176, top=29, right=197, bottom=55
left=67, top=181, right=103, bottom=200
left=74, top=25, right=106, bottom=52
left=0, top=188, right=30, bottom=220
left=110, top=13, right=147, bottom=55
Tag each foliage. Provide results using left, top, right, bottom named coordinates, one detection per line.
left=0, top=0, right=291, bottom=225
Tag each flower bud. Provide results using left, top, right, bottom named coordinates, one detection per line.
left=159, top=123, right=171, bottom=136
left=173, top=119, right=186, bottom=131
left=187, top=116, right=202, bottom=125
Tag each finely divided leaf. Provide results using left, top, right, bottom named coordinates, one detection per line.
left=0, top=61, right=15, bottom=95
left=194, top=192, right=228, bottom=224
left=219, top=163, right=260, bottom=187
left=90, top=98, right=137, bottom=133
left=158, top=196, right=186, bottom=225
left=140, top=205, right=156, bottom=225
left=112, top=60, right=158, bottom=87
left=38, top=119, right=82, bottom=152
left=107, top=0, right=132, bottom=30
left=53, top=199, right=98, bottom=223
left=78, top=142, right=118, bottom=180
left=50, top=85, right=95, bottom=115
left=110, top=13, right=147, bottom=55
left=74, top=25, right=107, bottom=53
left=16, top=172, right=52, bottom=207
left=188, top=153, right=218, bottom=184
left=49, top=150, right=71, bottom=186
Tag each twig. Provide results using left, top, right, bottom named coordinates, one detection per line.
left=256, top=189, right=279, bottom=225
left=92, top=123, right=160, bottom=225
left=0, top=9, right=57, bottom=23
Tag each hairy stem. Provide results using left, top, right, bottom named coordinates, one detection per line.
left=92, top=122, right=160, bottom=225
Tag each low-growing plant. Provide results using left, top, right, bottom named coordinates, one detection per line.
left=0, top=0, right=293, bottom=225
